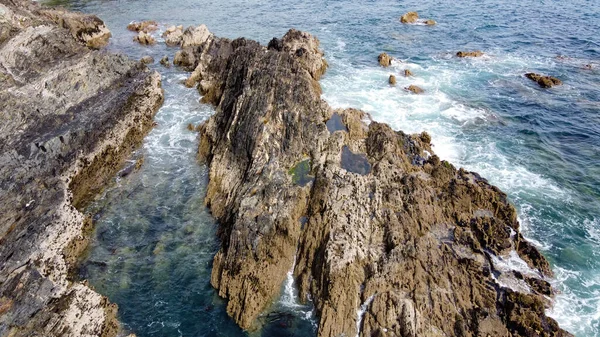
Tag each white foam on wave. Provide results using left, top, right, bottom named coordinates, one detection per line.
left=321, top=48, right=599, bottom=334
left=548, top=265, right=600, bottom=336
left=355, top=294, right=375, bottom=337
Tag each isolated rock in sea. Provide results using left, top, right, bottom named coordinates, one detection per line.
left=525, top=73, right=562, bottom=88
left=127, top=20, right=158, bottom=33
left=404, top=68, right=414, bottom=77
left=162, top=25, right=184, bottom=46
left=424, top=19, right=436, bottom=25
left=378, top=52, right=392, bottom=67
left=134, top=30, right=156, bottom=45
left=160, top=55, right=171, bottom=67
left=406, top=84, right=424, bottom=94
left=400, top=11, right=419, bottom=23
left=181, top=26, right=571, bottom=337
left=0, top=0, right=164, bottom=336
left=457, top=50, right=484, bottom=57
left=141, top=55, right=154, bottom=64
left=389, top=74, right=397, bottom=85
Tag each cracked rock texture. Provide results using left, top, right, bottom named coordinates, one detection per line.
left=180, top=25, right=572, bottom=337
left=0, top=0, right=164, bottom=336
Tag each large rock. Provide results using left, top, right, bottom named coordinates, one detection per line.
left=525, top=73, right=562, bottom=88
left=184, top=27, right=571, bottom=337
left=0, top=1, right=164, bottom=336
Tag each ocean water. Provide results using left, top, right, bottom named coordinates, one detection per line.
left=40, top=0, right=600, bottom=336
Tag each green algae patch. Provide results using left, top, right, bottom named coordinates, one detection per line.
left=288, top=159, right=314, bottom=186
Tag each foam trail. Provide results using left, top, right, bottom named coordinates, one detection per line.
left=355, top=294, right=375, bottom=337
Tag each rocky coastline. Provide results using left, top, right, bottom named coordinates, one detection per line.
left=173, top=26, right=572, bottom=337
left=0, top=0, right=163, bottom=336
left=0, top=0, right=573, bottom=335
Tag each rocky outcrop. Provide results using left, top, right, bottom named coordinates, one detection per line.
left=525, top=73, right=562, bottom=88
left=378, top=52, right=392, bottom=67
left=181, top=26, right=571, bottom=337
left=404, top=69, right=414, bottom=77
left=0, top=1, right=164, bottom=336
left=457, top=50, right=484, bottom=57
left=400, top=12, right=419, bottom=24
left=162, top=24, right=183, bottom=46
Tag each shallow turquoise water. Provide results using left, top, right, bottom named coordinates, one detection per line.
left=42, top=0, right=600, bottom=336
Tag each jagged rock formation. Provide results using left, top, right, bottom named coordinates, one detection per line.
left=525, top=73, right=562, bottom=88
left=179, top=25, right=571, bottom=337
left=0, top=1, right=164, bottom=336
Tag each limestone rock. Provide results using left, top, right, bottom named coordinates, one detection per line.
left=404, top=69, right=414, bottom=77
left=406, top=84, right=424, bottom=94
left=389, top=74, right=396, bottom=85
left=127, top=20, right=158, bottom=33
left=162, top=25, right=184, bottom=46
left=525, top=73, right=562, bottom=88
left=0, top=0, right=164, bottom=336
left=400, top=11, right=419, bottom=23
left=457, top=50, right=484, bottom=57
left=184, top=27, right=571, bottom=337
left=378, top=52, right=392, bottom=67
left=134, top=31, right=156, bottom=45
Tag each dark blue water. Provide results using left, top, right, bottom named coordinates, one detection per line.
left=42, top=0, right=600, bottom=335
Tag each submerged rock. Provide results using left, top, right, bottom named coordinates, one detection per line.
left=378, top=52, right=392, bottom=67
left=400, top=11, right=419, bottom=23
left=0, top=0, right=164, bottom=336
left=457, top=50, right=484, bottom=57
left=184, top=26, right=571, bottom=337
left=404, top=68, right=414, bottom=77
left=406, top=84, right=424, bottom=94
left=424, top=19, right=436, bottom=25
left=525, top=72, right=562, bottom=88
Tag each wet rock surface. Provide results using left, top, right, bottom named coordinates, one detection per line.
left=525, top=73, right=562, bottom=88
left=181, top=25, right=571, bottom=337
left=378, top=52, right=392, bottom=67
left=457, top=50, right=484, bottom=57
left=0, top=1, right=164, bottom=336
